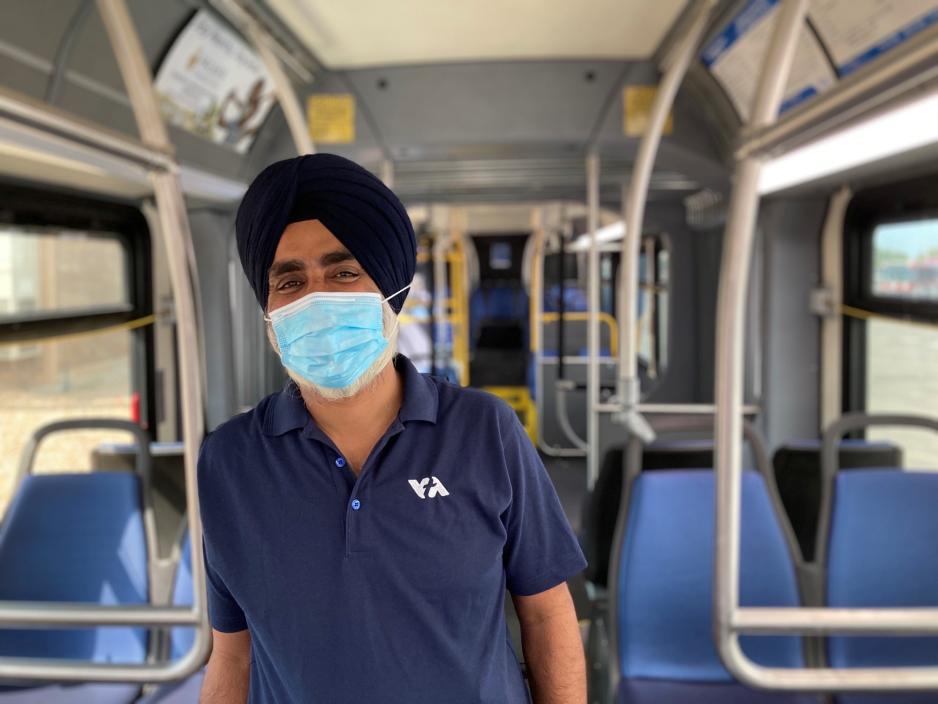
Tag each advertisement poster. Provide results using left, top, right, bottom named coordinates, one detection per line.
left=809, top=0, right=938, bottom=75
left=154, top=10, right=275, bottom=154
left=701, top=0, right=836, bottom=119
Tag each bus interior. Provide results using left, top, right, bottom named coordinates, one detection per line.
left=0, top=0, right=937, bottom=702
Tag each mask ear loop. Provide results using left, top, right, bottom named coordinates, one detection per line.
left=383, top=282, right=413, bottom=339
left=382, top=282, right=412, bottom=305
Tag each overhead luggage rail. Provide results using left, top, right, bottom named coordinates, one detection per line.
left=0, top=0, right=210, bottom=684
left=713, top=0, right=938, bottom=692
left=0, top=88, right=173, bottom=171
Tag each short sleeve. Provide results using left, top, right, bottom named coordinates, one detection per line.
left=197, top=434, right=248, bottom=633
left=203, top=535, right=248, bottom=633
left=499, top=405, right=588, bottom=596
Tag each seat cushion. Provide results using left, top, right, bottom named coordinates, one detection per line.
left=0, top=683, right=139, bottom=703
left=619, top=679, right=820, bottom=704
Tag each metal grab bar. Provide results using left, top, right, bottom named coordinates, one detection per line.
left=541, top=312, right=620, bottom=357
left=0, top=87, right=172, bottom=171
left=616, top=0, right=718, bottom=410
left=713, top=0, right=809, bottom=690
left=713, top=0, right=938, bottom=693
left=555, top=380, right=589, bottom=451
left=0, top=604, right=199, bottom=628
left=586, top=152, right=601, bottom=488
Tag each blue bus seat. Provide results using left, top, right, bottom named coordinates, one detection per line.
left=827, top=470, right=938, bottom=704
left=544, top=284, right=588, bottom=312
left=0, top=473, right=148, bottom=703
left=616, top=470, right=816, bottom=703
left=774, top=440, right=902, bottom=561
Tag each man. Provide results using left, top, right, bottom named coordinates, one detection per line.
left=198, top=153, right=587, bottom=703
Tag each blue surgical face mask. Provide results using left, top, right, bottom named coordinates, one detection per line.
left=265, top=285, right=410, bottom=390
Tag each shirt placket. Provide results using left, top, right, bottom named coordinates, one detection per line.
left=343, top=419, right=405, bottom=557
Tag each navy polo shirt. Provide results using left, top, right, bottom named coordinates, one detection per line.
left=197, top=355, right=586, bottom=704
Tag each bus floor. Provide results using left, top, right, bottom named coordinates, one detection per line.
left=504, top=454, right=590, bottom=658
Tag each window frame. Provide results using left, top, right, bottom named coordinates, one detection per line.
left=0, top=182, right=154, bottom=434
left=842, top=174, right=938, bottom=415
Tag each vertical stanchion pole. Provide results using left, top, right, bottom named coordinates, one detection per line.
left=586, top=152, right=601, bottom=489
left=713, top=0, right=810, bottom=673
left=245, top=23, right=314, bottom=155
left=96, top=0, right=211, bottom=672
left=617, top=0, right=716, bottom=430
left=381, top=159, right=395, bottom=188
left=820, top=187, right=851, bottom=431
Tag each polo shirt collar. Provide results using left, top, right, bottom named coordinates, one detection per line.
left=396, top=354, right=438, bottom=425
left=263, top=354, right=438, bottom=437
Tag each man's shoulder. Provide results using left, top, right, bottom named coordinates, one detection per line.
left=199, top=389, right=279, bottom=462
left=425, top=374, right=517, bottom=430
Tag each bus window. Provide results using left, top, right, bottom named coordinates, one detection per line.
left=0, top=222, right=145, bottom=516
left=862, top=218, right=938, bottom=469
left=871, top=219, right=938, bottom=301
left=638, top=236, right=670, bottom=381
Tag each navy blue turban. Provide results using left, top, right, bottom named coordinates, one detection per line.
left=235, top=153, right=416, bottom=313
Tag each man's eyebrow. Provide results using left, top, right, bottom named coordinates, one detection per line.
left=320, top=250, right=356, bottom=267
left=268, top=259, right=305, bottom=280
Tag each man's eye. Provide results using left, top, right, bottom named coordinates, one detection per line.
left=277, top=280, right=302, bottom=291
left=335, top=270, right=360, bottom=279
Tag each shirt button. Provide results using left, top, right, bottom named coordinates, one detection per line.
left=335, top=457, right=346, bottom=468
left=351, top=499, right=361, bottom=511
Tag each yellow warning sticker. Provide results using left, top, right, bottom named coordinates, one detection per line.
left=308, top=94, right=355, bottom=144
left=623, top=86, right=673, bottom=137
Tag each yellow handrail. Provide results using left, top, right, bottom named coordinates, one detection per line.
left=539, top=311, right=619, bottom=356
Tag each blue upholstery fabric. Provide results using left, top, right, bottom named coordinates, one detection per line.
left=0, top=683, right=141, bottom=703
left=618, top=679, right=820, bottom=704
left=170, top=533, right=195, bottom=662
left=617, top=471, right=804, bottom=681
left=827, top=471, right=938, bottom=704
left=0, top=473, right=149, bottom=663
left=544, top=285, right=589, bottom=312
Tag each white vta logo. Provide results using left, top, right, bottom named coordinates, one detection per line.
left=408, top=476, right=450, bottom=499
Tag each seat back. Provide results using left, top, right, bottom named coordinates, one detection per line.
left=617, top=470, right=804, bottom=680
left=827, top=470, right=938, bottom=704
left=774, top=440, right=902, bottom=561
left=0, top=473, right=149, bottom=663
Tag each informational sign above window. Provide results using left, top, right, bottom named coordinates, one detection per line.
left=809, top=0, right=938, bottom=75
left=623, top=86, right=674, bottom=137
left=307, top=94, right=356, bottom=144
left=154, top=10, right=276, bottom=154
left=701, top=0, right=836, bottom=119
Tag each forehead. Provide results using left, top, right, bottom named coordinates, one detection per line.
left=272, top=219, right=344, bottom=261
